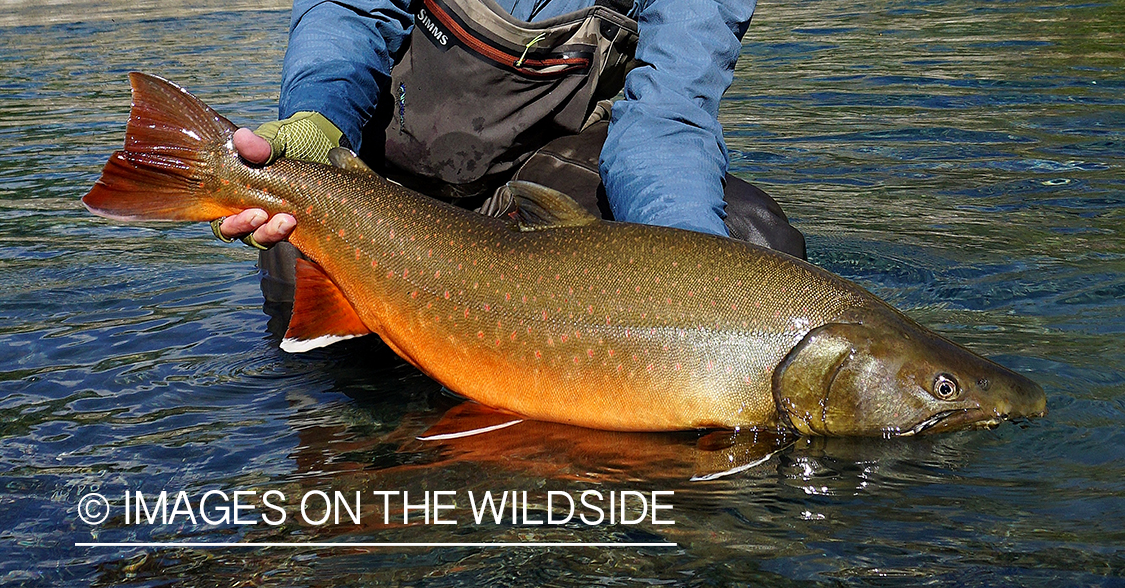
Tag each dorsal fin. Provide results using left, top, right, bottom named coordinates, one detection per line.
left=280, top=258, right=371, bottom=353
left=504, top=180, right=598, bottom=231
left=328, top=147, right=376, bottom=174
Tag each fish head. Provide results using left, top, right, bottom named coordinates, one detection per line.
left=772, top=310, right=1046, bottom=437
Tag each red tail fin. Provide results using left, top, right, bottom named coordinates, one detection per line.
left=82, top=72, right=242, bottom=221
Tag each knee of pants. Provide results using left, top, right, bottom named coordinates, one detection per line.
left=723, top=175, right=807, bottom=260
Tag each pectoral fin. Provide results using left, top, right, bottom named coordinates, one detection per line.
left=691, top=428, right=796, bottom=481
left=416, top=402, right=525, bottom=441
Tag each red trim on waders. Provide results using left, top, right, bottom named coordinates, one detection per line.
left=423, top=0, right=591, bottom=76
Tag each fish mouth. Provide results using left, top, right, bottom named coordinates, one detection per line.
left=898, top=402, right=1048, bottom=437
left=898, top=409, right=999, bottom=437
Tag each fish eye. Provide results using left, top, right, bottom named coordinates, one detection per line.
left=932, top=374, right=960, bottom=400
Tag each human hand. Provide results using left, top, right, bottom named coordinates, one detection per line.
left=214, top=112, right=344, bottom=247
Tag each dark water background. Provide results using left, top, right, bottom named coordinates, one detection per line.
left=1, top=0, right=1122, bottom=585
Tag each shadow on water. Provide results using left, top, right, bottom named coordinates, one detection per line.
left=1, top=0, right=1124, bottom=585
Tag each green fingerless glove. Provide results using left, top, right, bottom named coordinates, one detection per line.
left=253, top=111, right=345, bottom=165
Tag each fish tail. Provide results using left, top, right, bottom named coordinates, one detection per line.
left=82, top=72, right=243, bottom=221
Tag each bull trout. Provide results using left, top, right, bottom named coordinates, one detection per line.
left=83, top=73, right=1046, bottom=435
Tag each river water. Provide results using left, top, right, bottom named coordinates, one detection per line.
left=1, top=0, right=1122, bottom=585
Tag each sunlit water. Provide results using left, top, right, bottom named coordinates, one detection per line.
left=1, top=1, right=1122, bottom=585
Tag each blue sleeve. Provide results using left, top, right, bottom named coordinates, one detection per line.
left=279, top=0, right=414, bottom=151
left=599, top=0, right=755, bottom=237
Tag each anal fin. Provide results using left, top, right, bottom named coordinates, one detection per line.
left=281, top=258, right=371, bottom=353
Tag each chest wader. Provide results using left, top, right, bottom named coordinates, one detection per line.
left=381, top=0, right=639, bottom=204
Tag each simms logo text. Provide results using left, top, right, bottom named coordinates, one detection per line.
left=416, top=8, right=449, bottom=47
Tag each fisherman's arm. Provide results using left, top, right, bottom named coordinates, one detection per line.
left=220, top=0, right=413, bottom=246
left=600, top=0, right=754, bottom=236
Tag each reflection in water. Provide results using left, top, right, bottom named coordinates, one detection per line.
left=1, top=0, right=1123, bottom=585
left=332, top=401, right=795, bottom=484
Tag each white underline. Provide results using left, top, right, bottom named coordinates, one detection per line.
left=76, top=542, right=676, bottom=548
